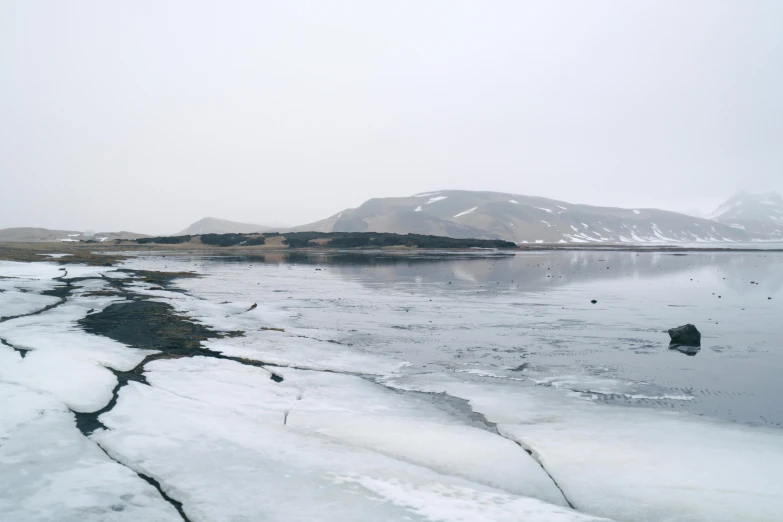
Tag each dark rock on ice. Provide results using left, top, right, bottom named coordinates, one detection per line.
left=668, top=324, right=701, bottom=348
left=591, top=299, right=597, bottom=304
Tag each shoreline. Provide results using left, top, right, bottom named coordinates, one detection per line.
left=2, top=240, right=783, bottom=267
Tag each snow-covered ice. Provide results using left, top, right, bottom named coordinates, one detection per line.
left=36, top=253, right=73, bottom=258
left=383, top=372, right=783, bottom=522
left=0, top=347, right=117, bottom=412
left=0, top=295, right=152, bottom=373
left=93, top=380, right=609, bottom=522
left=0, top=260, right=64, bottom=280
left=0, top=383, right=182, bottom=522
left=143, top=356, right=567, bottom=505
left=0, top=290, right=59, bottom=318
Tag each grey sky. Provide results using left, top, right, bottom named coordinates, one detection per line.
left=1, top=1, right=781, bottom=234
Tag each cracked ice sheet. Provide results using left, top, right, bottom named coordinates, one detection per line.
left=207, top=331, right=408, bottom=374
left=143, top=357, right=566, bottom=505
left=0, top=294, right=155, bottom=412
left=0, top=294, right=152, bottom=372
left=0, top=383, right=181, bottom=522
left=0, top=290, right=59, bottom=318
left=383, top=372, right=783, bottom=522
left=0, top=346, right=117, bottom=412
left=0, top=260, right=64, bottom=280
left=94, top=380, right=610, bottom=522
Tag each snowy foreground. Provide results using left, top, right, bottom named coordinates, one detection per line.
left=1, top=258, right=782, bottom=521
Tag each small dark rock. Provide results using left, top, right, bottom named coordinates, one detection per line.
left=668, top=324, right=701, bottom=347
left=246, top=303, right=257, bottom=312
left=590, top=300, right=597, bottom=304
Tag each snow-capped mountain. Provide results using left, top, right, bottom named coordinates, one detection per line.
left=708, top=192, right=783, bottom=239
left=176, top=217, right=279, bottom=235
left=293, top=190, right=750, bottom=244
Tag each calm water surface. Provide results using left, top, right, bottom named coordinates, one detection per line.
left=133, top=250, right=783, bottom=428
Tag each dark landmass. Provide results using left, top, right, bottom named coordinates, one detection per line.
left=127, top=231, right=518, bottom=249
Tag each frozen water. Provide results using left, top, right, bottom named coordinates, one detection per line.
left=0, top=295, right=153, bottom=372
left=208, top=331, right=408, bottom=374
left=383, top=372, right=783, bottom=522
left=0, top=347, right=117, bottom=412
left=143, top=356, right=567, bottom=504
left=0, top=260, right=63, bottom=280
left=332, top=476, right=611, bottom=522
left=2, top=251, right=781, bottom=521
left=0, top=290, right=59, bottom=318
left=93, top=381, right=606, bottom=521
left=0, top=383, right=182, bottom=522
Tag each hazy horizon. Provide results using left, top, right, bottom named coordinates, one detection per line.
left=2, top=1, right=782, bottom=234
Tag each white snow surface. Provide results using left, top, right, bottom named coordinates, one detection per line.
left=0, top=260, right=64, bottom=280
left=0, top=347, right=117, bottom=412
left=93, top=378, right=608, bottom=522
left=36, top=253, right=73, bottom=258
left=0, top=295, right=151, bottom=373
left=0, top=290, right=59, bottom=318
left=383, top=372, right=783, bottom=522
left=0, top=383, right=181, bottom=522
left=426, top=196, right=448, bottom=204
left=143, top=356, right=566, bottom=505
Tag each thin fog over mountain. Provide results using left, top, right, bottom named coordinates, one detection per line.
left=2, top=1, right=782, bottom=234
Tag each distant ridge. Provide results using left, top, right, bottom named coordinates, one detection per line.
left=708, top=191, right=783, bottom=239
left=0, top=227, right=147, bottom=243
left=176, top=217, right=280, bottom=235
left=290, top=190, right=755, bottom=243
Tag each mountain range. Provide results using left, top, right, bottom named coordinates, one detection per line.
left=3, top=191, right=782, bottom=244
left=286, top=190, right=783, bottom=243
left=176, top=217, right=280, bottom=236
left=707, top=191, right=783, bottom=239
left=0, top=228, right=147, bottom=243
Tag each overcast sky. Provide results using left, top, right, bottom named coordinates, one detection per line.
left=1, top=1, right=781, bottom=234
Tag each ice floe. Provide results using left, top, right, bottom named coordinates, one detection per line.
left=144, top=357, right=566, bottom=503
left=0, top=290, right=59, bottom=319
left=0, top=260, right=64, bottom=280
left=383, top=372, right=783, bottom=522
left=0, top=383, right=182, bottom=522
left=0, top=295, right=152, bottom=373
left=0, top=347, right=117, bottom=412
left=93, top=379, right=609, bottom=521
